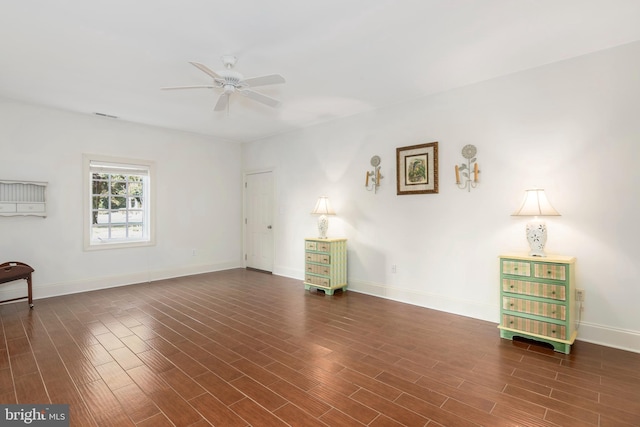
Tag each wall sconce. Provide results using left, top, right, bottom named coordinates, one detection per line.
left=365, top=155, right=383, bottom=193
left=455, top=144, right=480, bottom=192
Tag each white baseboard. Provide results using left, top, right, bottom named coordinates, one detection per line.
left=272, top=265, right=300, bottom=280
left=347, top=278, right=640, bottom=354
left=0, top=261, right=242, bottom=302
left=574, top=321, right=640, bottom=353
left=347, top=278, right=498, bottom=323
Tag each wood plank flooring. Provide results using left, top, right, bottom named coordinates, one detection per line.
left=1, top=268, right=639, bottom=426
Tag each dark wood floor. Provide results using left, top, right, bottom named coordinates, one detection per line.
left=1, top=269, right=639, bottom=426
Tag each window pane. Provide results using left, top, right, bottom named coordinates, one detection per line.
left=92, top=180, right=109, bottom=195
left=110, top=210, right=126, bottom=224
left=129, top=182, right=143, bottom=196
left=91, top=225, right=110, bottom=240
left=110, top=225, right=127, bottom=239
left=127, top=224, right=143, bottom=238
left=92, top=173, right=109, bottom=180
left=111, top=181, right=127, bottom=195
left=111, top=196, right=126, bottom=209
left=92, top=196, right=109, bottom=210
left=95, top=211, right=110, bottom=224
left=128, top=197, right=142, bottom=209
left=127, top=210, right=143, bottom=223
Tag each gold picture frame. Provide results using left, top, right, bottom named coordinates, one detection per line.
left=396, top=142, right=439, bottom=195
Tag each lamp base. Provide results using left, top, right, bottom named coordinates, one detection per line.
left=526, top=220, right=547, bottom=257
left=317, top=215, right=328, bottom=239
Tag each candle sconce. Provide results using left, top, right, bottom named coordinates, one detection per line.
left=455, top=144, right=480, bottom=192
left=365, top=155, right=383, bottom=193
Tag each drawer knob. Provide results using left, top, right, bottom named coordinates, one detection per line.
left=547, top=270, right=552, bottom=274
left=514, top=267, right=518, bottom=270
left=552, top=291, right=556, bottom=295
left=509, top=303, right=514, bottom=307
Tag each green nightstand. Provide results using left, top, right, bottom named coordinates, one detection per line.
left=498, top=253, right=577, bottom=354
left=304, top=238, right=347, bottom=295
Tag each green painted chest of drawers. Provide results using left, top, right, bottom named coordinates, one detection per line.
left=498, top=253, right=577, bottom=353
left=304, top=238, right=347, bottom=295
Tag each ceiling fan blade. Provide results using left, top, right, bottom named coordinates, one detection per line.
left=161, top=85, right=215, bottom=90
left=240, top=89, right=281, bottom=108
left=214, top=93, right=229, bottom=111
left=189, top=61, right=221, bottom=79
left=241, top=74, right=285, bottom=88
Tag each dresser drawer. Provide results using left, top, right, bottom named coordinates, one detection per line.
left=305, top=275, right=330, bottom=287
left=502, top=296, right=566, bottom=320
left=17, top=203, right=46, bottom=213
left=305, top=253, right=330, bottom=264
left=502, top=279, right=566, bottom=301
left=534, top=263, right=566, bottom=281
left=502, top=314, right=566, bottom=339
left=305, top=241, right=331, bottom=252
left=501, top=260, right=531, bottom=277
left=0, top=203, right=17, bottom=213
left=305, top=263, right=330, bottom=276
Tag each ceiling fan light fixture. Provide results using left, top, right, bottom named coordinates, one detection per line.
left=162, top=55, right=285, bottom=112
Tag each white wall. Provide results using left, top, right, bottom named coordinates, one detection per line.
left=243, top=41, right=640, bottom=352
left=0, top=99, right=244, bottom=299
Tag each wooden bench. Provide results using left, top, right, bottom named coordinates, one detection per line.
left=0, top=261, right=34, bottom=308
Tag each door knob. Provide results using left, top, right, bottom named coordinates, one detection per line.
left=267, top=225, right=272, bottom=229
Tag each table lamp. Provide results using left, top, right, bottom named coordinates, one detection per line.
left=512, top=189, right=560, bottom=257
left=311, top=196, right=335, bottom=239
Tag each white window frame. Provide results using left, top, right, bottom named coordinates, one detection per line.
left=83, top=154, right=156, bottom=251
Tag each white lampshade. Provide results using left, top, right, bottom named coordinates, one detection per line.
left=512, top=189, right=560, bottom=257
left=311, top=196, right=335, bottom=239
left=311, top=196, right=336, bottom=216
left=512, top=189, right=560, bottom=217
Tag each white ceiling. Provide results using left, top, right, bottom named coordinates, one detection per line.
left=2, top=1, right=640, bottom=143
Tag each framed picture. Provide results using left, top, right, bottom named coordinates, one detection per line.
left=396, top=141, right=439, bottom=195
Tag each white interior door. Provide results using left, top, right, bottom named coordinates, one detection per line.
left=244, top=171, right=274, bottom=272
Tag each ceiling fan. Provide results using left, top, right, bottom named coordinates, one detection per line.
left=162, top=55, right=285, bottom=112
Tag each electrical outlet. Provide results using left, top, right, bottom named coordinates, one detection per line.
left=391, top=264, right=397, bottom=274
left=576, top=289, right=585, bottom=302
left=192, top=249, right=197, bottom=257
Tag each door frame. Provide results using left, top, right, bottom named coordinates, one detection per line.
left=242, top=168, right=276, bottom=271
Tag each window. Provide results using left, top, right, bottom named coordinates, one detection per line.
left=83, top=154, right=155, bottom=250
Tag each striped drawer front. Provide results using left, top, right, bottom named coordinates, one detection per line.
left=534, top=263, right=566, bottom=281
left=502, top=297, right=566, bottom=320
left=305, top=275, right=330, bottom=287
left=502, top=279, right=566, bottom=301
left=502, top=260, right=531, bottom=277
left=305, top=253, right=330, bottom=264
left=502, top=315, right=566, bottom=339
left=305, top=263, right=330, bottom=276
left=316, top=242, right=331, bottom=252
left=305, top=241, right=317, bottom=250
